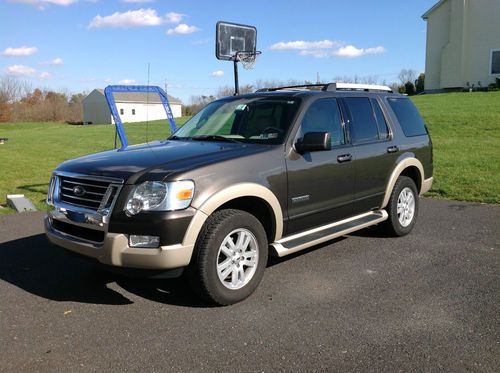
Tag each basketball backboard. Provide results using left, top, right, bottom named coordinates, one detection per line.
left=216, top=21, right=257, bottom=61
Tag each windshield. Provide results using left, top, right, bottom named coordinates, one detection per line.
left=171, top=96, right=301, bottom=144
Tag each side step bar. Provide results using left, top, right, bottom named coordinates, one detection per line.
left=271, top=210, right=388, bottom=257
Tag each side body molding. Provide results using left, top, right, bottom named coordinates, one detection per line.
left=182, top=183, right=284, bottom=247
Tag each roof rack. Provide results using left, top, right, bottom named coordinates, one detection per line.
left=256, top=82, right=393, bottom=93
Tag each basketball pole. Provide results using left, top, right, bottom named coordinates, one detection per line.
left=233, top=59, right=239, bottom=95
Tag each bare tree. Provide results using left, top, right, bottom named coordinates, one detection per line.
left=215, top=84, right=254, bottom=98
left=398, top=69, right=418, bottom=85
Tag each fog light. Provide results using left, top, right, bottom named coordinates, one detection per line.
left=129, top=235, right=160, bottom=248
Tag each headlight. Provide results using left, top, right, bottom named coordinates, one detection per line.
left=125, top=180, right=195, bottom=215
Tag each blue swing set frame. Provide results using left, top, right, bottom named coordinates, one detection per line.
left=104, top=85, right=177, bottom=148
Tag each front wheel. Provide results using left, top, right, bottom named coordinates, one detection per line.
left=187, top=209, right=268, bottom=305
left=382, top=176, right=419, bottom=236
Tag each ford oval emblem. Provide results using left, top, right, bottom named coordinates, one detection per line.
left=73, top=185, right=86, bottom=197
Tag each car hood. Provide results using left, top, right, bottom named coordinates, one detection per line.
left=55, top=140, right=266, bottom=184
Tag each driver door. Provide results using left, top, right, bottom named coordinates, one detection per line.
left=285, top=98, right=355, bottom=234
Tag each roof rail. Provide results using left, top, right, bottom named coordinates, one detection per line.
left=323, top=82, right=392, bottom=92
left=256, top=84, right=325, bottom=92
left=256, top=82, right=393, bottom=93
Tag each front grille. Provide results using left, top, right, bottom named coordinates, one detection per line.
left=59, top=176, right=118, bottom=211
left=52, top=219, right=105, bottom=243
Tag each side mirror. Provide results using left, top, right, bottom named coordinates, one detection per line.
left=295, top=132, right=331, bottom=154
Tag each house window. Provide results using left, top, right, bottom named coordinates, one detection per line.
left=491, top=50, right=500, bottom=75
left=119, top=108, right=124, bottom=115
left=132, top=109, right=136, bottom=115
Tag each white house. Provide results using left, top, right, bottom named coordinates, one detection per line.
left=422, top=0, right=500, bottom=91
left=83, top=89, right=183, bottom=124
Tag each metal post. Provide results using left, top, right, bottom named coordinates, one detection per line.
left=233, top=59, right=239, bottom=95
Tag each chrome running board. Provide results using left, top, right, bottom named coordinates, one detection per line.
left=271, top=210, right=388, bottom=257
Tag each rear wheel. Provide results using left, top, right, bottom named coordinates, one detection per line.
left=188, top=209, right=268, bottom=305
left=382, top=176, right=419, bottom=236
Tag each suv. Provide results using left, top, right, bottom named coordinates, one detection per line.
left=45, top=83, right=433, bottom=305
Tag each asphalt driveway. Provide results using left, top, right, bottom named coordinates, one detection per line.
left=0, top=198, right=499, bottom=372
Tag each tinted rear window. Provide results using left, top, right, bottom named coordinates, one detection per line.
left=343, top=97, right=379, bottom=143
left=387, top=98, right=427, bottom=137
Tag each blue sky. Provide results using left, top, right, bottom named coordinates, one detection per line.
left=1, top=0, right=437, bottom=102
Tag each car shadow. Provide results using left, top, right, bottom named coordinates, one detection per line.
left=347, top=225, right=389, bottom=238
left=267, top=236, right=346, bottom=267
left=0, top=234, right=210, bottom=308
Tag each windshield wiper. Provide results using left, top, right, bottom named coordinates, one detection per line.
left=168, top=135, right=189, bottom=140
left=191, top=135, right=241, bottom=144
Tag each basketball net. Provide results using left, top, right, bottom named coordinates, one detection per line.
left=236, top=51, right=261, bottom=70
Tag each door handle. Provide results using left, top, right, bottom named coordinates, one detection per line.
left=387, top=146, right=399, bottom=153
left=337, top=154, right=352, bottom=163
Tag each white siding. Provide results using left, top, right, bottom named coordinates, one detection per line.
left=424, top=0, right=500, bottom=90
left=83, top=90, right=183, bottom=125
left=83, top=89, right=112, bottom=124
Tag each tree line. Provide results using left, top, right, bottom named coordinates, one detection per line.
left=1, top=69, right=424, bottom=122
left=0, top=76, right=85, bottom=123
left=184, top=70, right=425, bottom=115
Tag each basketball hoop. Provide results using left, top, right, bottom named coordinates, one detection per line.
left=236, top=51, right=261, bottom=70
left=215, top=21, right=260, bottom=95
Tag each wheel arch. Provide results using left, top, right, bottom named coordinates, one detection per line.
left=182, top=183, right=283, bottom=247
left=381, top=156, right=425, bottom=209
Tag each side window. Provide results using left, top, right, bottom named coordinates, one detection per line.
left=119, top=108, right=124, bottom=115
left=387, top=98, right=427, bottom=137
left=371, top=98, right=389, bottom=139
left=343, top=97, right=379, bottom=143
left=132, top=109, right=136, bottom=115
left=299, top=98, right=345, bottom=146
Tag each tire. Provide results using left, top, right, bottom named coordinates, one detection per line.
left=382, top=176, right=419, bottom=237
left=187, top=209, right=268, bottom=306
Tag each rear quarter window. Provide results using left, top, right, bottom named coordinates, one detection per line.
left=387, top=98, right=427, bottom=137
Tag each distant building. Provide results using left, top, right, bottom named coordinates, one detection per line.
left=422, top=0, right=500, bottom=91
left=83, top=89, right=183, bottom=124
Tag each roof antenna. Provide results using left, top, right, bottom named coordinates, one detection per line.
left=146, top=62, right=150, bottom=143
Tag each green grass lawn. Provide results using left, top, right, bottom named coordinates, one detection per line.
left=412, top=92, right=500, bottom=204
left=0, top=92, right=499, bottom=214
left=0, top=117, right=190, bottom=214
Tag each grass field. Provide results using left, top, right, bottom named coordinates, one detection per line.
left=412, top=92, right=500, bottom=204
left=0, top=117, right=190, bottom=214
left=0, top=92, right=499, bottom=214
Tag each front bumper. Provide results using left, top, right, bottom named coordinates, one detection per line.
left=45, top=216, right=194, bottom=270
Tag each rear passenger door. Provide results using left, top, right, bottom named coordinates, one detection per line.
left=285, top=98, right=355, bottom=234
left=342, top=96, right=399, bottom=214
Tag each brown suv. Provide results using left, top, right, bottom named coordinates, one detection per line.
left=45, top=83, right=433, bottom=305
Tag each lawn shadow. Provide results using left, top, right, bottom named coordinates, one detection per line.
left=17, top=183, right=48, bottom=194
left=0, top=233, right=210, bottom=308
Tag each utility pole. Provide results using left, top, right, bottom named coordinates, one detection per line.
left=164, top=79, right=168, bottom=95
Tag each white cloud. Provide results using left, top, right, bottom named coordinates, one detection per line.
left=118, top=79, right=137, bottom=85
left=52, top=57, right=64, bottom=65
left=9, top=0, right=78, bottom=9
left=42, top=57, right=64, bottom=65
left=5, top=64, right=36, bottom=76
left=2, top=46, right=38, bottom=57
left=332, top=45, right=386, bottom=58
left=164, top=12, right=184, bottom=23
left=39, top=71, right=51, bottom=79
left=211, top=70, right=224, bottom=77
left=104, top=78, right=112, bottom=83
left=166, top=23, right=200, bottom=35
left=269, top=40, right=340, bottom=50
left=89, top=8, right=163, bottom=28
left=270, top=39, right=386, bottom=59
